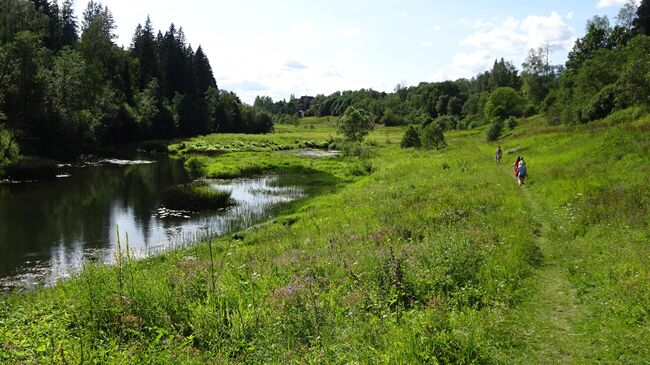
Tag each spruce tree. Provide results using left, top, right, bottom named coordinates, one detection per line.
left=194, top=46, right=216, bottom=93
left=636, top=0, right=650, bottom=35
left=60, top=0, right=78, bottom=47
left=131, top=16, right=159, bottom=89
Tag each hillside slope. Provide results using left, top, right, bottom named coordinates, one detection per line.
left=1, top=117, right=648, bottom=364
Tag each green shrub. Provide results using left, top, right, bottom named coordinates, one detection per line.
left=138, top=140, right=171, bottom=154
left=161, top=181, right=235, bottom=211
left=435, top=115, right=459, bottom=131
left=4, top=157, right=57, bottom=181
left=401, top=125, right=421, bottom=148
left=602, top=105, right=649, bottom=125
left=506, top=116, right=519, bottom=129
left=185, top=156, right=207, bottom=178
left=381, top=108, right=406, bottom=126
left=340, top=142, right=373, bottom=158
left=523, top=103, right=538, bottom=117
left=0, top=128, right=19, bottom=165
left=486, top=120, right=504, bottom=141
left=582, top=84, right=618, bottom=123
left=421, top=123, right=447, bottom=150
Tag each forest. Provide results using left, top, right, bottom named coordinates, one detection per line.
left=0, top=0, right=273, bottom=163
left=2, top=0, right=649, bottom=163
left=257, top=0, right=650, bottom=140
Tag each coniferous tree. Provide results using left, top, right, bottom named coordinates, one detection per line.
left=489, top=58, right=521, bottom=90
left=636, top=0, right=650, bottom=35
left=131, top=16, right=158, bottom=89
left=194, top=46, right=216, bottom=94
left=60, top=0, right=78, bottom=47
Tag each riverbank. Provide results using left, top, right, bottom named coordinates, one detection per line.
left=1, top=116, right=648, bottom=363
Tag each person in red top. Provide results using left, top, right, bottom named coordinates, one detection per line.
left=513, top=156, right=521, bottom=178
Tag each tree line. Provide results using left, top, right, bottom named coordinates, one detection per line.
left=0, top=0, right=272, bottom=163
left=256, top=0, right=650, bottom=138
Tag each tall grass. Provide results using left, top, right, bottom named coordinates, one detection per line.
left=1, top=116, right=648, bottom=363
left=161, top=181, right=235, bottom=211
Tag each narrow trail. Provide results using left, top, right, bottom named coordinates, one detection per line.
left=496, top=166, right=596, bottom=364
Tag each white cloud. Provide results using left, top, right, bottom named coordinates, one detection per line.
left=421, top=41, right=433, bottom=47
left=460, top=12, right=574, bottom=53
left=339, top=26, right=361, bottom=37
left=433, top=25, right=443, bottom=31
left=433, top=50, right=494, bottom=81
left=461, top=17, right=526, bottom=52
left=596, top=0, right=640, bottom=8
left=454, top=18, right=471, bottom=27
left=397, top=11, right=408, bottom=18
left=566, top=11, right=574, bottom=20
left=520, top=12, right=575, bottom=51
left=284, top=60, right=307, bottom=70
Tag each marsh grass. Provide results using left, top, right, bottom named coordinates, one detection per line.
left=2, top=157, right=58, bottom=181
left=161, top=181, right=235, bottom=211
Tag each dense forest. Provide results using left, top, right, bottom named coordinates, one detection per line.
left=2, top=0, right=649, bottom=163
left=0, top=0, right=272, bottom=163
left=257, top=0, right=650, bottom=137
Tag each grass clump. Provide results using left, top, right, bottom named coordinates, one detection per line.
left=161, top=181, right=235, bottom=211
left=2, top=157, right=58, bottom=181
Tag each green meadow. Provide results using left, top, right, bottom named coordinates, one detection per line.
left=1, top=116, right=648, bottom=364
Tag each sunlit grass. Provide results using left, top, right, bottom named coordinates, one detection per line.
left=1, top=115, right=648, bottom=363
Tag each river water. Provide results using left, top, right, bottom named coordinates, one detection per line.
left=0, top=154, right=303, bottom=290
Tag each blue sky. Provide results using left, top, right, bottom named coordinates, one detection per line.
left=74, top=0, right=635, bottom=103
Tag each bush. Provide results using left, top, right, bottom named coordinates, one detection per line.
left=138, top=140, right=170, bottom=154
left=506, top=116, right=518, bottom=129
left=435, top=115, right=459, bottom=131
left=602, top=106, right=650, bottom=125
left=4, top=157, right=58, bottom=181
left=484, top=87, right=524, bottom=121
left=381, top=108, right=405, bottom=126
left=486, top=120, right=504, bottom=141
left=421, top=123, right=446, bottom=150
left=340, top=142, right=372, bottom=158
left=0, top=128, right=19, bottom=165
left=401, top=126, right=421, bottom=148
left=185, top=157, right=207, bottom=178
left=161, top=181, right=235, bottom=211
left=523, top=104, right=538, bottom=117
left=581, top=85, right=618, bottom=123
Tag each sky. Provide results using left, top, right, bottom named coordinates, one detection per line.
left=73, top=0, right=635, bottom=103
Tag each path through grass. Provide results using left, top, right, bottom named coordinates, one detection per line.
left=507, top=183, right=592, bottom=364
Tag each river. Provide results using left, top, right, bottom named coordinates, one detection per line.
left=0, top=153, right=303, bottom=290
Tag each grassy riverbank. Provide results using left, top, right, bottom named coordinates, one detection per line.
left=1, top=116, right=648, bottom=364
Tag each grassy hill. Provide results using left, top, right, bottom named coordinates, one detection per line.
left=1, top=116, right=648, bottom=364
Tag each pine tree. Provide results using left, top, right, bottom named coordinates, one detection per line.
left=401, top=125, right=421, bottom=148
left=636, top=0, right=650, bottom=35
left=194, top=46, right=216, bottom=94
left=60, top=0, right=78, bottom=47
left=131, top=16, right=159, bottom=89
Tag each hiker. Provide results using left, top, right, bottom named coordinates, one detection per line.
left=495, top=146, right=503, bottom=164
left=517, top=158, right=527, bottom=186
left=513, top=156, right=521, bottom=178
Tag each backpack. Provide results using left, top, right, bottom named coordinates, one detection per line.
left=518, top=164, right=527, bottom=177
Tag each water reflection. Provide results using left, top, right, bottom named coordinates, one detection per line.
left=0, top=156, right=304, bottom=290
